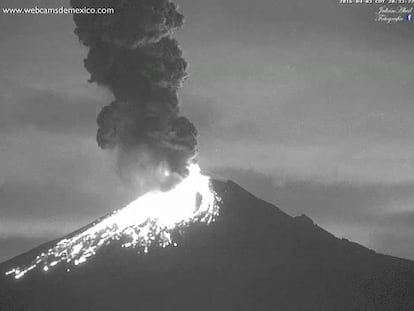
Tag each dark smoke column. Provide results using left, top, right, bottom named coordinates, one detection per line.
left=71, top=0, right=197, bottom=189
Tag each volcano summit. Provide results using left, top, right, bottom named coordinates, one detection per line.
left=1, top=179, right=414, bottom=311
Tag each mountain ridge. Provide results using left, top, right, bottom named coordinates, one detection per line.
left=1, top=178, right=414, bottom=311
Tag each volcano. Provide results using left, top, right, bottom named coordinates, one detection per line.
left=1, top=179, right=414, bottom=311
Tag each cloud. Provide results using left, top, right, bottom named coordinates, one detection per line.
left=211, top=166, right=414, bottom=260
left=0, top=79, right=99, bottom=135
left=0, top=236, right=50, bottom=263
left=175, top=0, right=414, bottom=186
left=370, top=228, right=414, bottom=261
left=371, top=211, right=414, bottom=260
left=0, top=179, right=117, bottom=221
left=1, top=0, right=414, bottom=263
left=0, top=131, right=139, bottom=261
left=200, top=139, right=414, bottom=186
left=0, top=218, right=80, bottom=239
left=0, top=128, right=139, bottom=254
left=378, top=211, right=414, bottom=228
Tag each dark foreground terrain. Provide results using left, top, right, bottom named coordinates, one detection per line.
left=1, top=179, right=414, bottom=310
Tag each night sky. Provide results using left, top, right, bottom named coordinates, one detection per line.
left=1, top=0, right=414, bottom=262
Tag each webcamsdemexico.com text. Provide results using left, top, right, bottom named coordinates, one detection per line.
left=2, top=6, right=114, bottom=15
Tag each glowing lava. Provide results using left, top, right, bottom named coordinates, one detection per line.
left=5, top=164, right=220, bottom=280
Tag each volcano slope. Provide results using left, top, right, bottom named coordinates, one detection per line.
left=0, top=179, right=414, bottom=311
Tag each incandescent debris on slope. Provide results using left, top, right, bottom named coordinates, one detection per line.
left=0, top=179, right=414, bottom=311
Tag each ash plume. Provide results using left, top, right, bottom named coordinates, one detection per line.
left=70, top=0, right=197, bottom=190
